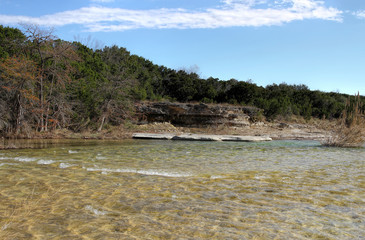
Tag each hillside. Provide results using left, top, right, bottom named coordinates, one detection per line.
left=0, top=24, right=364, bottom=138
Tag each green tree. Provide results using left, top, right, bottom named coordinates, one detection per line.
left=0, top=25, right=26, bottom=59
left=226, top=80, right=260, bottom=105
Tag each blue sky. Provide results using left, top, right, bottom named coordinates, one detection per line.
left=1, top=0, right=365, bottom=95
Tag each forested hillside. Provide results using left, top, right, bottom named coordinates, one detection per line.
left=0, top=25, right=364, bottom=136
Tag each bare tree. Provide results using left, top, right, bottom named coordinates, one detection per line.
left=0, top=56, right=39, bottom=134
left=21, top=24, right=79, bottom=131
left=73, top=34, right=105, bottom=50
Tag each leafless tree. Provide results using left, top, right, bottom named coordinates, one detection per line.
left=21, top=24, right=79, bottom=131
left=0, top=56, right=39, bottom=134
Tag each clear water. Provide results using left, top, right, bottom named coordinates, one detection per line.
left=0, top=140, right=364, bottom=239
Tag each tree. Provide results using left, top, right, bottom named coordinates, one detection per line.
left=265, top=98, right=281, bottom=120
left=22, top=24, right=78, bottom=131
left=226, top=81, right=258, bottom=105
left=0, top=25, right=26, bottom=58
left=0, top=56, right=39, bottom=133
left=162, top=70, right=198, bottom=102
left=96, top=45, right=135, bottom=130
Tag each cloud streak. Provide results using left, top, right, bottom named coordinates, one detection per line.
left=353, top=10, right=365, bottom=19
left=0, top=0, right=342, bottom=32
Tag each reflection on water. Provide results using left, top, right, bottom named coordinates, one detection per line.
left=0, top=140, right=364, bottom=239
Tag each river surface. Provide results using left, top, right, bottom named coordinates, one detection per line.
left=0, top=139, right=364, bottom=239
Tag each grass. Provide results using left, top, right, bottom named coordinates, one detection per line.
left=321, top=93, right=365, bottom=147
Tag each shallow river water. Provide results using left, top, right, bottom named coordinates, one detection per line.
left=0, top=139, right=364, bottom=239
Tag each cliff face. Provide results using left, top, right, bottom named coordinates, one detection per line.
left=135, top=102, right=260, bottom=127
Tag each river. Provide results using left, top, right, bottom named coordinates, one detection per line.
left=0, top=139, right=364, bottom=239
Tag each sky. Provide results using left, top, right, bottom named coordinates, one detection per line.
left=0, top=0, right=365, bottom=95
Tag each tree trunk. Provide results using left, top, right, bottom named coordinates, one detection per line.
left=15, top=93, right=23, bottom=134
left=39, top=74, right=45, bottom=132
left=98, top=115, right=106, bottom=132
left=44, top=76, right=55, bottom=132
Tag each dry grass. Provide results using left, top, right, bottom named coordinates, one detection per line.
left=322, top=93, right=365, bottom=147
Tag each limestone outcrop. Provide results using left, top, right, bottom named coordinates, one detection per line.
left=135, top=102, right=260, bottom=127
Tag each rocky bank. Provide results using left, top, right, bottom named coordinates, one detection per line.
left=135, top=101, right=260, bottom=127
left=134, top=102, right=328, bottom=141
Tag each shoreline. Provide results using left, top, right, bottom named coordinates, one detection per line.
left=0, top=121, right=330, bottom=149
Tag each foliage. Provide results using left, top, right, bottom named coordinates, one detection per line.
left=0, top=56, right=39, bottom=134
left=0, top=25, right=25, bottom=58
left=1, top=24, right=364, bottom=136
left=322, top=93, right=365, bottom=147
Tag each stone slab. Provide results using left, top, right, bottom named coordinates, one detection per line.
left=132, top=133, right=175, bottom=140
left=133, top=133, right=272, bottom=142
left=220, top=135, right=272, bottom=142
left=172, top=134, right=222, bottom=141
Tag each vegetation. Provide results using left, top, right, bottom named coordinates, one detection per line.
left=322, top=93, right=365, bottom=147
left=1, top=24, right=365, bottom=139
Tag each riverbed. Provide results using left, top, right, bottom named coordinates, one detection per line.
left=0, top=140, right=364, bottom=239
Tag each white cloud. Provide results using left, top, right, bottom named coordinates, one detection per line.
left=0, top=0, right=343, bottom=32
left=353, top=10, right=365, bottom=19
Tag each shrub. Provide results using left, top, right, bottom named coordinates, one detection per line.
left=322, top=93, right=365, bottom=147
